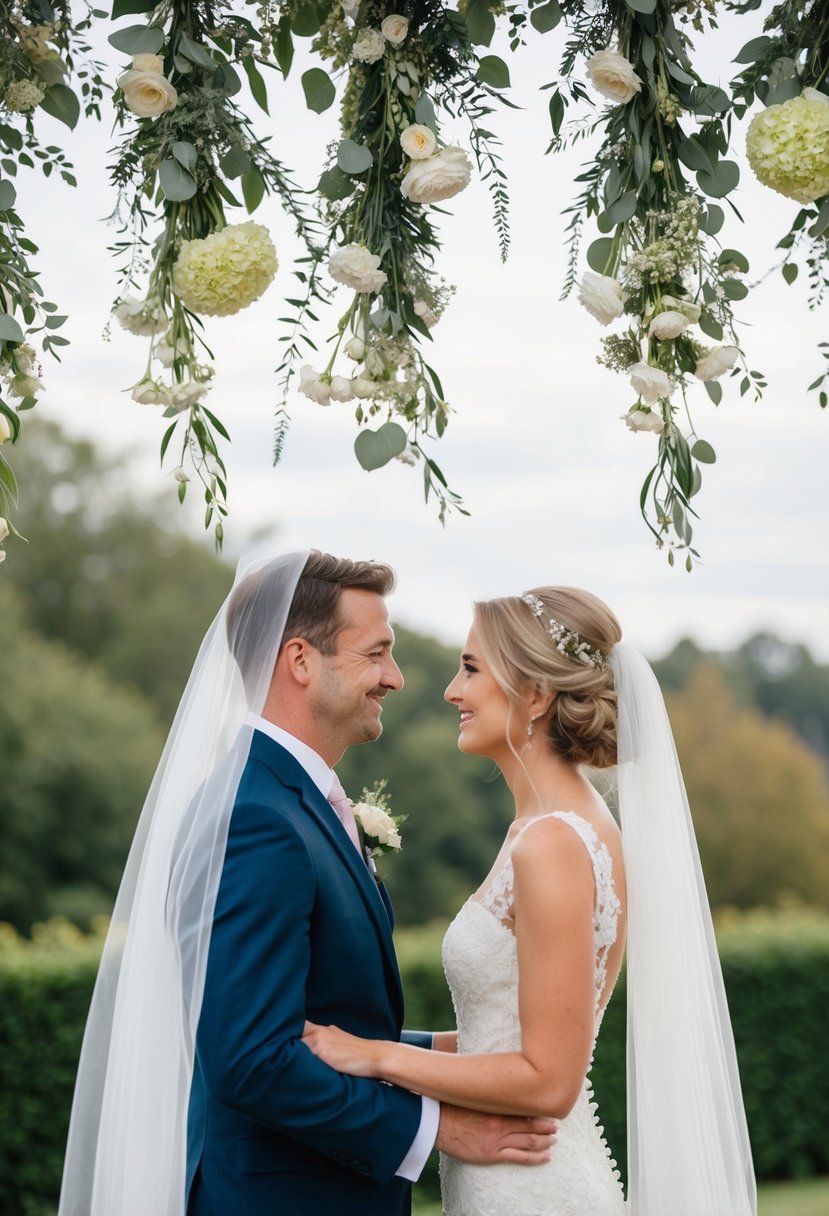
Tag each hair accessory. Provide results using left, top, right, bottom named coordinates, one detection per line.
left=521, top=593, right=607, bottom=671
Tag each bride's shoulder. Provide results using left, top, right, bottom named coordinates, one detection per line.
left=510, top=814, right=595, bottom=876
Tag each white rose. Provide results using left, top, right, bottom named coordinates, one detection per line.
left=0, top=517, right=8, bottom=543
left=577, top=272, right=625, bottom=325
left=400, top=123, right=437, bottom=160
left=401, top=146, right=472, bottom=204
left=328, top=244, right=387, bottom=294
left=131, top=378, right=169, bottom=405
left=353, top=28, right=386, bottom=64
left=629, top=361, right=672, bottom=403
left=381, top=15, right=409, bottom=45
left=117, top=66, right=177, bottom=118
left=649, top=310, right=691, bottom=340
left=173, top=466, right=190, bottom=483
left=413, top=299, right=436, bottom=327
left=694, top=345, right=739, bottom=381
left=662, top=295, right=702, bottom=323
left=329, top=375, right=354, bottom=402
left=299, top=365, right=332, bottom=405
left=622, top=407, right=664, bottom=434
left=0, top=414, right=11, bottom=443
left=344, top=336, right=366, bottom=360
left=131, top=53, right=164, bottom=74
left=352, top=802, right=402, bottom=849
left=586, top=49, right=643, bottom=105
left=351, top=376, right=377, bottom=399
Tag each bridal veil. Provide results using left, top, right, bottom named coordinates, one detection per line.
left=58, top=549, right=309, bottom=1216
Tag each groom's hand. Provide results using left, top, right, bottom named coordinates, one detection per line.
left=435, top=1104, right=558, bottom=1166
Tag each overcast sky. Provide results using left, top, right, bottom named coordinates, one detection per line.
left=10, top=5, right=828, bottom=658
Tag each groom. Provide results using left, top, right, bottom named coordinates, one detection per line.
left=186, top=551, right=556, bottom=1215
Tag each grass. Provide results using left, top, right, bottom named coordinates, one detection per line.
left=412, top=1176, right=829, bottom=1216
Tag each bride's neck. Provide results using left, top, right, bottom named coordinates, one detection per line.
left=501, top=745, right=587, bottom=820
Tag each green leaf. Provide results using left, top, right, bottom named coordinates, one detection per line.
left=689, top=85, right=730, bottom=116
left=159, top=421, right=176, bottom=464
left=219, top=144, right=251, bottom=179
left=301, top=67, right=335, bottom=113
left=624, top=0, right=655, bottom=12
left=111, top=0, right=157, bottom=16
left=355, top=423, right=408, bottom=471
left=718, top=248, right=749, bottom=273
left=108, top=24, right=165, bottom=54
left=809, top=197, right=829, bottom=238
left=696, top=160, right=739, bottom=199
left=39, top=84, right=80, bottom=130
left=242, top=166, right=266, bottom=213
left=0, top=180, right=16, bottom=210
left=318, top=166, right=354, bottom=202
left=414, top=93, right=438, bottom=131
left=177, top=33, right=215, bottom=69
left=291, top=2, right=322, bottom=37
left=698, top=204, right=724, bottom=236
left=0, top=314, right=25, bottom=343
left=782, top=262, right=798, bottom=285
left=171, top=141, right=197, bottom=172
left=158, top=157, right=197, bottom=201
left=722, top=279, right=748, bottom=301
left=676, top=135, right=715, bottom=176
left=733, top=35, right=772, bottom=64
left=476, top=55, right=510, bottom=89
left=704, top=381, right=722, bottom=405
left=465, top=0, right=496, bottom=47
left=691, top=439, right=716, bottom=464
left=548, top=90, right=565, bottom=137
left=275, top=18, right=294, bottom=77
left=242, top=55, right=269, bottom=113
left=337, top=139, right=373, bottom=175
left=605, top=190, right=637, bottom=225
left=586, top=238, right=615, bottom=275
left=215, top=63, right=242, bottom=96
left=530, top=0, right=562, bottom=33
left=699, top=312, right=723, bottom=341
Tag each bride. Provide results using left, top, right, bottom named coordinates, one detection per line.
left=304, top=585, right=757, bottom=1216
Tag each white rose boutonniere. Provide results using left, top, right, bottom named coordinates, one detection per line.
left=351, top=780, right=406, bottom=880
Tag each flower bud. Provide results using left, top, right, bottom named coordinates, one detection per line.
left=344, top=336, right=366, bottom=360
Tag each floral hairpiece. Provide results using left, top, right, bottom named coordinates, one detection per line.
left=521, top=594, right=607, bottom=671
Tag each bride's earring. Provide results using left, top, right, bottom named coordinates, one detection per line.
left=522, top=715, right=538, bottom=755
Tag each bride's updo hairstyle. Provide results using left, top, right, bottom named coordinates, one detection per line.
left=473, top=587, right=623, bottom=768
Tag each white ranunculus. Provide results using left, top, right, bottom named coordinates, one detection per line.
left=329, top=375, right=354, bottom=402
left=169, top=381, right=209, bottom=411
left=0, top=517, right=8, bottom=543
left=649, top=310, right=691, bottom=340
left=577, top=272, right=625, bottom=325
left=694, top=345, right=739, bottom=381
left=114, top=294, right=169, bottom=337
left=662, top=294, right=702, bottom=323
left=401, top=146, right=472, bottom=204
left=413, top=299, right=436, bottom=328
left=400, top=123, right=437, bottom=160
left=173, top=466, right=190, bottom=483
left=328, top=244, right=387, bottom=294
left=0, top=414, right=11, bottom=443
left=351, top=376, right=377, bottom=399
left=131, top=53, right=164, bottom=74
left=629, top=361, right=672, bottom=404
left=586, top=48, right=643, bottom=105
left=344, top=336, right=366, bottom=360
left=299, top=365, right=332, bottom=405
left=622, top=407, right=664, bottom=434
left=352, top=802, right=402, bottom=848
left=353, top=28, right=386, bottom=64
left=117, top=66, right=177, bottom=118
left=131, top=378, right=169, bottom=405
left=381, top=15, right=409, bottom=45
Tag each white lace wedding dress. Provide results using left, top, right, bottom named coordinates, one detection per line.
left=440, top=812, right=627, bottom=1216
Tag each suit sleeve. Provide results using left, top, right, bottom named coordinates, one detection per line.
left=196, top=794, right=423, bottom=1183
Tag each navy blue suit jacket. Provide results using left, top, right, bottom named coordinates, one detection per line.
left=186, top=731, right=428, bottom=1216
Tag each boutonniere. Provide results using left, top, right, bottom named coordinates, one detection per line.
left=351, top=779, right=406, bottom=883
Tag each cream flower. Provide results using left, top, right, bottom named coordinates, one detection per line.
left=7, top=372, right=42, bottom=398
left=400, top=123, right=437, bottom=160
left=662, top=295, right=702, bottom=323
left=694, top=345, right=739, bottom=381
left=381, top=15, right=409, bottom=45
left=353, top=28, right=386, bottom=64
left=344, top=336, right=366, bottom=360
left=351, top=376, right=377, bottom=399
left=131, top=53, right=164, bottom=74
left=4, top=79, right=45, bottom=113
left=114, top=294, right=169, bottom=337
left=352, top=801, right=402, bottom=849
left=622, top=408, right=664, bottom=434
left=169, top=381, right=209, bottom=411
left=299, top=365, right=332, bottom=406
left=173, top=222, right=278, bottom=316
left=0, top=517, right=9, bottom=543
left=649, top=310, right=691, bottom=340
left=629, top=361, right=672, bottom=403
left=0, top=414, right=11, bottom=443
left=153, top=340, right=176, bottom=367
left=131, top=377, right=169, bottom=405
left=328, top=244, right=387, bottom=294
left=577, top=272, right=625, bottom=325
left=586, top=49, right=643, bottom=105
left=746, top=93, right=829, bottom=204
left=117, top=64, right=177, bottom=118
left=173, top=466, right=190, bottom=483
left=329, top=375, right=354, bottom=402
left=401, top=146, right=472, bottom=204
left=414, top=299, right=436, bottom=328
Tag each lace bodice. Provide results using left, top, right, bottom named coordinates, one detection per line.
left=439, top=812, right=626, bottom=1216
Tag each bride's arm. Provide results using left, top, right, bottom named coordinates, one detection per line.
left=304, top=819, right=596, bottom=1119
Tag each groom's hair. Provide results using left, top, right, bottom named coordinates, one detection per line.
left=283, top=550, right=396, bottom=655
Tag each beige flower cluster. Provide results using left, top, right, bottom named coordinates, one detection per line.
left=172, top=222, right=278, bottom=316
left=746, top=89, right=829, bottom=204
left=4, top=79, right=45, bottom=113
left=117, top=52, right=177, bottom=118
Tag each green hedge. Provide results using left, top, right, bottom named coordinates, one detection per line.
left=1, top=909, right=827, bottom=1214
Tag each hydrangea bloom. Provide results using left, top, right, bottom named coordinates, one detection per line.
left=172, top=222, right=278, bottom=317
left=746, top=92, right=829, bottom=204
left=5, top=79, right=45, bottom=112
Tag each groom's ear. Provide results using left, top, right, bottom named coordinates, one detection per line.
left=279, top=636, right=315, bottom=687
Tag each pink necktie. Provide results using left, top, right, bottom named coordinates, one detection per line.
left=328, top=776, right=362, bottom=854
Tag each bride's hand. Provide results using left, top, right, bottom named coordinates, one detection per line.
left=302, top=1020, right=383, bottom=1078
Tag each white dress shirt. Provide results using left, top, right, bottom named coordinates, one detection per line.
left=246, top=714, right=440, bottom=1181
